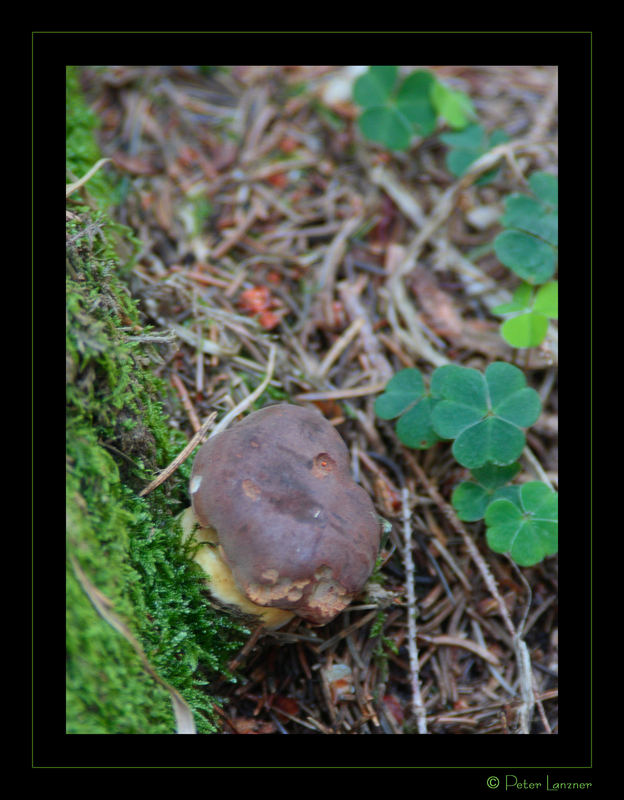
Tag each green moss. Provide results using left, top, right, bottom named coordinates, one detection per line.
left=66, top=67, right=247, bottom=735
left=67, top=66, right=142, bottom=270
left=66, top=460, right=175, bottom=734
left=66, top=67, right=106, bottom=195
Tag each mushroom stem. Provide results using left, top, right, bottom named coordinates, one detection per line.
left=180, top=506, right=295, bottom=630
left=138, top=412, right=217, bottom=497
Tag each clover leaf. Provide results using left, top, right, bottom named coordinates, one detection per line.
left=355, top=66, right=423, bottom=150
left=396, top=70, right=438, bottom=136
left=528, top=170, right=558, bottom=210
left=353, top=66, right=474, bottom=151
left=500, top=194, right=558, bottom=247
left=374, top=367, right=424, bottom=418
left=533, top=280, right=558, bottom=317
left=374, top=361, right=553, bottom=568
left=374, top=367, right=441, bottom=449
left=430, top=362, right=542, bottom=469
left=358, top=106, right=413, bottom=151
left=451, top=462, right=521, bottom=521
left=493, top=280, right=558, bottom=348
left=430, top=79, right=475, bottom=130
left=353, top=65, right=398, bottom=107
left=440, top=123, right=508, bottom=185
left=493, top=170, right=558, bottom=284
left=485, top=481, right=558, bottom=566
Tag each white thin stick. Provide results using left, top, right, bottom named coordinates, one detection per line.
left=401, top=486, right=428, bottom=734
left=522, top=444, right=555, bottom=490
left=317, top=213, right=364, bottom=325
left=66, top=158, right=112, bottom=197
left=138, top=412, right=217, bottom=497
left=294, top=382, right=387, bottom=402
left=209, top=344, right=277, bottom=438
left=514, top=633, right=536, bottom=734
left=314, top=316, right=364, bottom=379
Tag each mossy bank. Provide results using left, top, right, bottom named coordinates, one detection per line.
left=66, top=66, right=247, bottom=734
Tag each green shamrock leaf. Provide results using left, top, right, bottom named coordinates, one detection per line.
left=493, top=280, right=558, bottom=348
left=485, top=481, right=558, bottom=566
left=353, top=67, right=475, bottom=151
left=374, top=367, right=441, bottom=449
left=431, top=362, right=542, bottom=469
left=493, top=171, right=558, bottom=284
left=451, top=462, right=521, bottom=522
left=440, top=123, right=508, bottom=185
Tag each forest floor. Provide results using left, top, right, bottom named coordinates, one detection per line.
left=73, top=65, right=558, bottom=735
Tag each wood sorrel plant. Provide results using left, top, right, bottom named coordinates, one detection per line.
left=375, top=362, right=558, bottom=567
left=351, top=68, right=557, bottom=354
left=491, top=171, right=558, bottom=349
left=352, top=65, right=475, bottom=151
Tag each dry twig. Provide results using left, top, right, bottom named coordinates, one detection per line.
left=138, top=412, right=216, bottom=497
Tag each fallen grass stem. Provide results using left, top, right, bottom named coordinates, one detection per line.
left=138, top=412, right=217, bottom=497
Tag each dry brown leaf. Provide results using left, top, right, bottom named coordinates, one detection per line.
left=409, top=265, right=463, bottom=340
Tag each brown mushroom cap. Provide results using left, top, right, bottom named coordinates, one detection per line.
left=190, top=403, right=381, bottom=625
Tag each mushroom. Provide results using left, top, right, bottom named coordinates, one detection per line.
left=183, top=403, right=381, bottom=628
